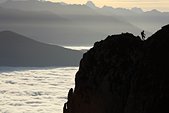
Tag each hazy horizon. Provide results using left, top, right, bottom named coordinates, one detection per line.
left=49, top=0, right=169, bottom=12
left=0, top=0, right=168, bottom=46
left=0, top=0, right=169, bottom=12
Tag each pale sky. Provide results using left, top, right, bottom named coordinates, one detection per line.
left=49, top=0, right=169, bottom=11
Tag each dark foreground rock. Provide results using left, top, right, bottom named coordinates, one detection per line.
left=64, top=24, right=169, bottom=113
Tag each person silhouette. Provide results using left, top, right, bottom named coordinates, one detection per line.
left=141, top=30, right=146, bottom=41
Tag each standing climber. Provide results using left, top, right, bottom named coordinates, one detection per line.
left=141, top=30, right=146, bottom=41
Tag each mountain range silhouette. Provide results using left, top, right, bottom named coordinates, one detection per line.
left=0, top=0, right=168, bottom=46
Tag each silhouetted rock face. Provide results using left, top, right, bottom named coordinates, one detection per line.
left=64, top=24, right=169, bottom=113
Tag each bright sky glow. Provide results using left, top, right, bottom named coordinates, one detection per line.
left=49, top=0, right=169, bottom=11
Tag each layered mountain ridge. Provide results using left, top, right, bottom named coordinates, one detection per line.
left=0, top=0, right=168, bottom=46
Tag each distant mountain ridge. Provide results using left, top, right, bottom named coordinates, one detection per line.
left=86, top=1, right=97, bottom=9
left=0, top=0, right=143, bottom=46
left=0, top=31, right=82, bottom=67
left=0, top=0, right=168, bottom=46
left=0, top=0, right=166, bottom=13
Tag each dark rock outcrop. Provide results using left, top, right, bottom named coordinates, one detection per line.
left=64, top=24, right=169, bottom=113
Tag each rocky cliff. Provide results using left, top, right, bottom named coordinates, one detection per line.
left=63, top=24, right=169, bottom=113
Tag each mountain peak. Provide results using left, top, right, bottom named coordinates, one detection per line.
left=0, top=30, right=14, bottom=34
left=86, top=1, right=97, bottom=9
left=146, top=9, right=161, bottom=14
left=58, top=2, right=68, bottom=6
left=131, top=7, right=143, bottom=13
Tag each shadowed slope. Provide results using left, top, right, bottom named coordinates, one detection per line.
left=0, top=31, right=82, bottom=67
